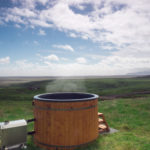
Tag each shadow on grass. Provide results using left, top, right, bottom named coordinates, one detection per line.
left=27, top=136, right=42, bottom=150
left=76, top=138, right=100, bottom=150
left=27, top=136, right=100, bottom=150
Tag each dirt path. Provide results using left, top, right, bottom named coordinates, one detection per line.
left=99, top=91, right=150, bottom=100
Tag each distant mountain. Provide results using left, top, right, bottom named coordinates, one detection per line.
left=127, top=70, right=150, bottom=76
left=138, top=75, right=150, bottom=78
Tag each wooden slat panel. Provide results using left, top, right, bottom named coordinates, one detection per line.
left=34, top=98, right=98, bottom=150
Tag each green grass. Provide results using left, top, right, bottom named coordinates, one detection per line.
left=0, top=98, right=150, bottom=150
left=78, top=97, right=150, bottom=150
left=84, top=78, right=150, bottom=96
left=1, top=78, right=150, bottom=101
left=0, top=77, right=150, bottom=150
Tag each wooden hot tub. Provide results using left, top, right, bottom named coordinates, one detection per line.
left=33, top=92, right=99, bottom=150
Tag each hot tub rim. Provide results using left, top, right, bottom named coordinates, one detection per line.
left=33, top=92, right=99, bottom=102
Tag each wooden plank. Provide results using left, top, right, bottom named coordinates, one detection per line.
left=98, top=118, right=104, bottom=123
left=98, top=112, right=103, bottom=116
left=98, top=124, right=107, bottom=129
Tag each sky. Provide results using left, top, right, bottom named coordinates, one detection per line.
left=0, top=0, right=150, bottom=76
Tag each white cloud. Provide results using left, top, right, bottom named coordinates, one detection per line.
left=44, top=54, right=59, bottom=61
left=0, top=56, right=10, bottom=64
left=69, top=33, right=77, bottom=38
left=53, top=44, right=74, bottom=52
left=37, top=0, right=49, bottom=5
left=1, top=0, right=150, bottom=75
left=4, top=14, right=25, bottom=24
left=1, top=55, right=150, bottom=76
left=82, top=35, right=88, bottom=40
left=9, top=7, right=36, bottom=17
left=100, top=45, right=114, bottom=51
left=15, top=59, right=33, bottom=68
left=38, top=29, right=46, bottom=35
left=15, top=24, right=21, bottom=28
left=61, top=57, right=68, bottom=61
left=76, top=57, right=87, bottom=64
left=33, top=40, right=39, bottom=45
left=30, top=19, right=52, bottom=28
left=2, top=0, right=150, bottom=54
left=90, top=54, right=106, bottom=60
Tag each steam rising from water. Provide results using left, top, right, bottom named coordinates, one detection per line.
left=46, top=79, right=86, bottom=93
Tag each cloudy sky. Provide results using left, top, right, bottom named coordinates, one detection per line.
left=0, top=0, right=150, bottom=76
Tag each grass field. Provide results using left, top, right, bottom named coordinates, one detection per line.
left=0, top=77, right=150, bottom=150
